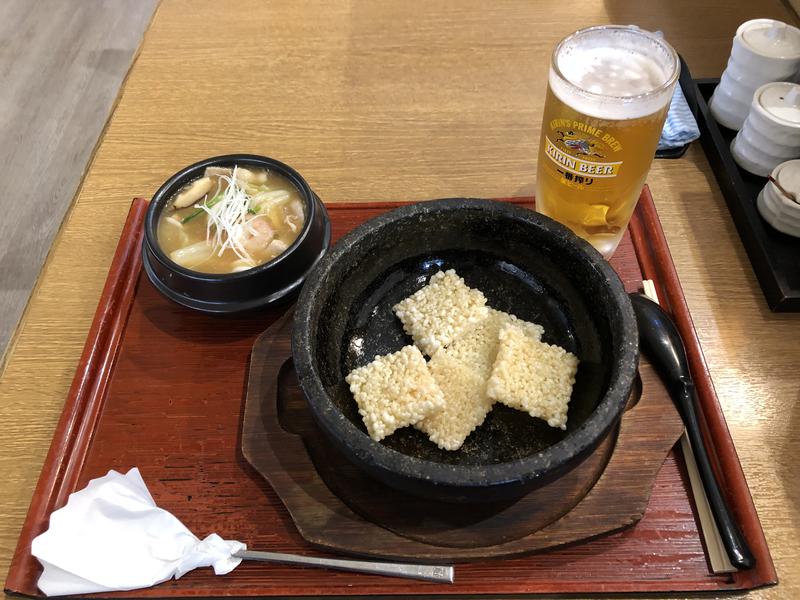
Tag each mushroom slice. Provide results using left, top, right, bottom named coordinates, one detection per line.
left=163, top=216, right=189, bottom=245
left=235, top=167, right=268, bottom=185
left=204, top=166, right=233, bottom=178
left=173, top=177, right=213, bottom=209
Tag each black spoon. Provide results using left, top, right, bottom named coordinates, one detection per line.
left=629, top=293, right=755, bottom=570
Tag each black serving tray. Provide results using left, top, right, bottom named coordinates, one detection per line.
left=689, top=78, right=800, bottom=312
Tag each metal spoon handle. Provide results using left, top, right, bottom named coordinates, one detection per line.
left=234, top=549, right=454, bottom=583
left=677, top=383, right=755, bottom=570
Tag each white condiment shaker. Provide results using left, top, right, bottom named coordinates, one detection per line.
left=757, top=159, right=800, bottom=237
left=709, top=19, right=800, bottom=130
left=731, top=82, right=800, bottom=177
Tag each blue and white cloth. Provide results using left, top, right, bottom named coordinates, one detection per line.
left=658, top=79, right=701, bottom=151
left=650, top=29, right=700, bottom=152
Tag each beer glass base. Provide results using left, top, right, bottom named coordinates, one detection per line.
left=535, top=198, right=638, bottom=260
left=535, top=204, right=624, bottom=259
left=591, top=233, right=625, bottom=260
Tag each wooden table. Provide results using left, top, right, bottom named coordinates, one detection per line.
left=2, top=1, right=799, bottom=598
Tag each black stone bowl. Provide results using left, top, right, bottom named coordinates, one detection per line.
left=142, top=154, right=330, bottom=313
left=293, top=199, right=638, bottom=503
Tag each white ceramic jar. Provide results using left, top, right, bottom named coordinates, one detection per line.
left=710, top=19, right=800, bottom=131
left=757, top=159, right=800, bottom=237
left=731, top=82, right=800, bottom=176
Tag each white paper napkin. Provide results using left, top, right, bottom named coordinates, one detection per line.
left=31, top=468, right=245, bottom=596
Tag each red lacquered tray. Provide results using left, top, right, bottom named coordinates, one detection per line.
left=5, top=189, right=776, bottom=597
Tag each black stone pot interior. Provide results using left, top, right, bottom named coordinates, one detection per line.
left=142, top=154, right=330, bottom=313
left=293, top=198, right=638, bottom=503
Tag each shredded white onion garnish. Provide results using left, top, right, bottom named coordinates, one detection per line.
left=199, top=166, right=262, bottom=264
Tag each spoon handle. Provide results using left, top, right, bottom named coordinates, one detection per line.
left=234, top=549, right=454, bottom=583
left=629, top=292, right=755, bottom=570
left=674, top=382, right=755, bottom=570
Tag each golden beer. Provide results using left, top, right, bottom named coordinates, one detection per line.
left=536, top=26, right=679, bottom=257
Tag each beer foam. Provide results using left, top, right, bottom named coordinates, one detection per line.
left=550, top=27, right=677, bottom=120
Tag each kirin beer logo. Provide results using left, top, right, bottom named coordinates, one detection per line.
left=555, top=129, right=605, bottom=158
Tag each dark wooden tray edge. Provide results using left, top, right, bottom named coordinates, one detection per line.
left=5, top=200, right=148, bottom=596
left=629, top=187, right=777, bottom=588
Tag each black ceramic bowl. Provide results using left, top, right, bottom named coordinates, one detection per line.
left=142, top=154, right=330, bottom=313
left=293, top=198, right=638, bottom=503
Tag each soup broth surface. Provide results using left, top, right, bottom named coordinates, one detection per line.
left=157, top=166, right=305, bottom=274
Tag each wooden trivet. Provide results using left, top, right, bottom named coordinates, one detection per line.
left=241, top=308, right=684, bottom=561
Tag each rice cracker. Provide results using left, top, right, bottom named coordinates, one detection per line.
left=487, top=322, right=579, bottom=429
left=345, top=345, right=445, bottom=441
left=393, top=269, right=488, bottom=356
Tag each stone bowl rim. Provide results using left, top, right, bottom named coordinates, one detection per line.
left=292, top=198, right=638, bottom=490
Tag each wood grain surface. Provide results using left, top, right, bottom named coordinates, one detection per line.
left=0, top=0, right=158, bottom=360
left=1, top=0, right=799, bottom=598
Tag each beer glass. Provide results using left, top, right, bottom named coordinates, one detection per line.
left=536, top=26, right=680, bottom=257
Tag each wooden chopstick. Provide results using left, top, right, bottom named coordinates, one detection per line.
left=641, top=280, right=737, bottom=574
